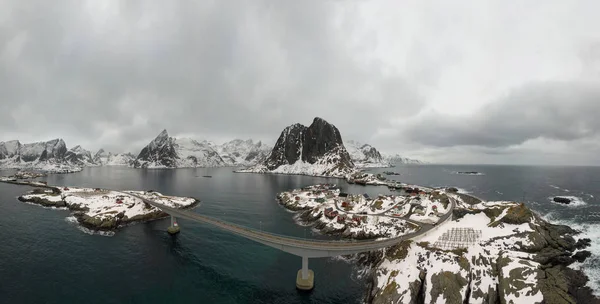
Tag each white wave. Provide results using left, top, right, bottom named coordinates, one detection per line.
left=64, top=216, right=115, bottom=237
left=64, top=216, right=78, bottom=223
left=542, top=213, right=600, bottom=297
left=550, top=184, right=570, bottom=192
left=455, top=187, right=472, bottom=194
left=548, top=196, right=588, bottom=207
left=19, top=200, right=69, bottom=210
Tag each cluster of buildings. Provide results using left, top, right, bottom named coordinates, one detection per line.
left=323, top=207, right=367, bottom=225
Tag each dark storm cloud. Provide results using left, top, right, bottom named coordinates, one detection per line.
left=0, top=1, right=423, bottom=153
left=402, top=82, right=600, bottom=148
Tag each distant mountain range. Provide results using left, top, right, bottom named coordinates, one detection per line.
left=131, top=130, right=271, bottom=168
left=344, top=140, right=389, bottom=168
left=0, top=120, right=422, bottom=173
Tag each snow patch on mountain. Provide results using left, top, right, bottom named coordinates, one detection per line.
left=384, top=153, right=424, bottom=164
left=65, top=145, right=95, bottom=166
left=93, top=149, right=135, bottom=166
left=0, top=139, right=81, bottom=173
left=215, top=139, right=271, bottom=166
left=344, top=140, right=391, bottom=168
left=133, top=130, right=226, bottom=168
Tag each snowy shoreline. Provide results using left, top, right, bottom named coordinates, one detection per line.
left=2, top=180, right=200, bottom=234
left=275, top=180, right=598, bottom=303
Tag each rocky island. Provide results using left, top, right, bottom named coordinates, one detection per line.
left=7, top=181, right=199, bottom=234
left=276, top=183, right=598, bottom=303
left=455, top=171, right=485, bottom=176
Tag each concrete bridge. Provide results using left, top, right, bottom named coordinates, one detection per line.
left=126, top=192, right=455, bottom=290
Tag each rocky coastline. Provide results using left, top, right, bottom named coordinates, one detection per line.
left=7, top=180, right=200, bottom=233
left=276, top=182, right=598, bottom=303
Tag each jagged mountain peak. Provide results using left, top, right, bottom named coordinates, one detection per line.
left=259, top=117, right=354, bottom=176
left=158, top=129, right=169, bottom=138
left=312, top=117, right=328, bottom=125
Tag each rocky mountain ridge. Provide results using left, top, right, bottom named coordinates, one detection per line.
left=132, top=130, right=227, bottom=168
left=344, top=140, right=390, bottom=168
left=0, top=139, right=79, bottom=173
left=93, top=149, right=136, bottom=166
left=207, top=139, right=272, bottom=166
left=384, top=153, right=424, bottom=164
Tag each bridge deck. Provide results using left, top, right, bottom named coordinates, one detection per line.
left=125, top=192, right=454, bottom=257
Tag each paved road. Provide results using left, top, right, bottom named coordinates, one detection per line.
left=124, top=192, right=455, bottom=257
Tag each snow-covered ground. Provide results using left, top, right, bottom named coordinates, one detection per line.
left=277, top=184, right=453, bottom=239
left=373, top=201, right=546, bottom=304
left=0, top=159, right=83, bottom=173
left=239, top=157, right=354, bottom=178
left=18, top=187, right=198, bottom=233
left=407, top=196, right=450, bottom=224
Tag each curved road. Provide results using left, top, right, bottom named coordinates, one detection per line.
left=125, top=192, right=455, bottom=258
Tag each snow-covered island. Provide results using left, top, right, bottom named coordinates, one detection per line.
left=278, top=184, right=452, bottom=239
left=16, top=186, right=199, bottom=233
left=277, top=184, right=597, bottom=303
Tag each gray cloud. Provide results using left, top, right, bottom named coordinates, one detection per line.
left=402, top=82, right=600, bottom=148
left=1, top=0, right=600, bottom=165
left=0, top=1, right=423, bottom=153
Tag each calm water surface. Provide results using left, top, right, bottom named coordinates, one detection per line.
left=0, top=164, right=599, bottom=303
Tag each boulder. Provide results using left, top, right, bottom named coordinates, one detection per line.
left=575, top=238, right=592, bottom=249
left=553, top=197, right=572, bottom=204
left=572, top=250, right=592, bottom=263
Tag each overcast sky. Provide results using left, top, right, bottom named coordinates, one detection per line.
left=2, top=1, right=599, bottom=165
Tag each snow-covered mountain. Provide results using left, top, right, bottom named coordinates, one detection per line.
left=0, top=139, right=81, bottom=173
left=214, top=139, right=271, bottom=166
left=93, top=149, right=135, bottom=166
left=64, top=145, right=95, bottom=166
left=344, top=140, right=391, bottom=168
left=132, top=130, right=226, bottom=168
left=240, top=117, right=355, bottom=177
left=383, top=154, right=424, bottom=164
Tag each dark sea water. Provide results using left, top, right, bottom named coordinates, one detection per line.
left=0, top=164, right=599, bottom=303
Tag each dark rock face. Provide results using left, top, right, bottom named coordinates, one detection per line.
left=575, top=238, right=592, bottom=249
left=265, top=123, right=306, bottom=169
left=263, top=117, right=354, bottom=171
left=302, top=117, right=345, bottom=163
left=133, top=130, right=178, bottom=168
left=572, top=250, right=592, bottom=263
left=553, top=197, right=572, bottom=204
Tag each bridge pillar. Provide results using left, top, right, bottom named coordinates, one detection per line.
left=296, top=256, right=314, bottom=290
left=167, top=215, right=180, bottom=235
